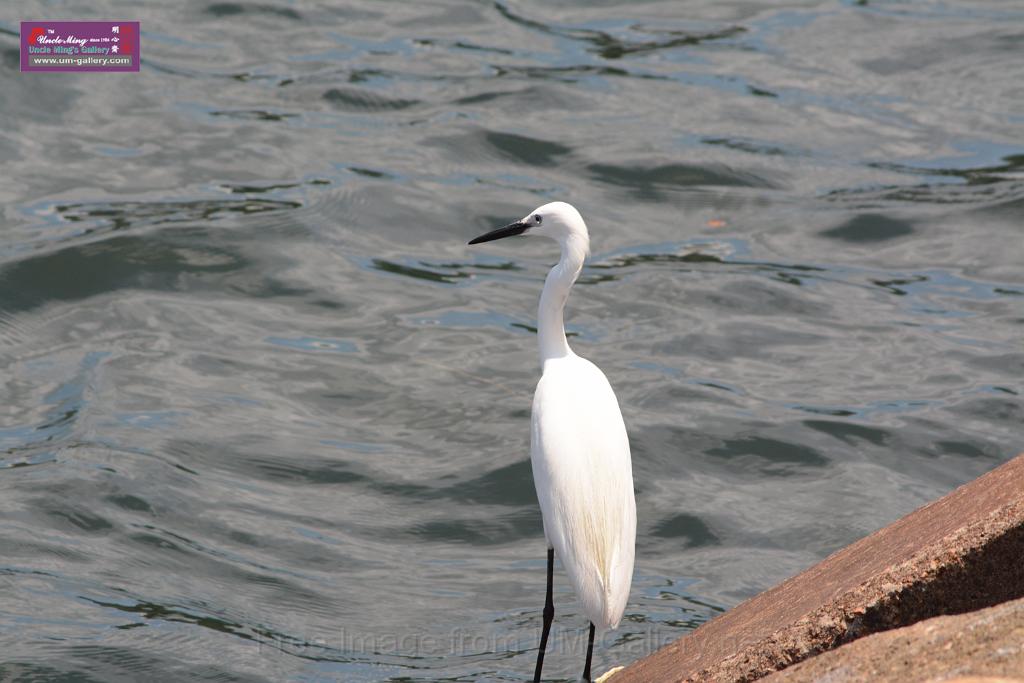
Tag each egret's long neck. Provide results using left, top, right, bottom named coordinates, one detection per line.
left=538, top=234, right=587, bottom=364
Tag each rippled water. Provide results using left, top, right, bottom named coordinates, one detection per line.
left=2, top=1, right=1022, bottom=681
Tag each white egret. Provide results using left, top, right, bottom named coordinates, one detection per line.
left=469, top=202, right=636, bottom=682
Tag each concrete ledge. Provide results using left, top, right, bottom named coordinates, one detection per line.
left=615, top=453, right=1024, bottom=682
left=762, top=595, right=1024, bottom=682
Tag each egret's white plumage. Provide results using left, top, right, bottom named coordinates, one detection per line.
left=469, top=201, right=636, bottom=680
left=532, top=353, right=635, bottom=630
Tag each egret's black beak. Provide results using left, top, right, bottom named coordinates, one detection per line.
left=468, top=221, right=529, bottom=245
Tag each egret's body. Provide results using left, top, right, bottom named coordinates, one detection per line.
left=469, top=202, right=636, bottom=682
left=532, top=355, right=635, bottom=629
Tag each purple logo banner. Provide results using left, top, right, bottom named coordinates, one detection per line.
left=21, top=21, right=140, bottom=72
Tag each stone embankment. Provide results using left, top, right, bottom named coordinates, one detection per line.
left=612, top=453, right=1024, bottom=683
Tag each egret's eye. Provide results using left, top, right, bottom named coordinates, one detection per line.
left=534, top=214, right=542, bottom=225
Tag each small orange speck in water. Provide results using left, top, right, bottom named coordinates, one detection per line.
left=706, top=219, right=727, bottom=228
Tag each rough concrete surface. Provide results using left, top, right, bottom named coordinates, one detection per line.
left=614, top=454, right=1024, bottom=682
left=761, top=596, right=1024, bottom=682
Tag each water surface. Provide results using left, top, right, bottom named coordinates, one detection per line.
left=1, top=1, right=1022, bottom=681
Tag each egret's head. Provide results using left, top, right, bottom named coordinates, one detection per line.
left=468, top=201, right=590, bottom=253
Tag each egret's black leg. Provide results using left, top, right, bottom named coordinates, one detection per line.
left=582, top=622, right=596, bottom=681
left=533, top=547, right=555, bottom=683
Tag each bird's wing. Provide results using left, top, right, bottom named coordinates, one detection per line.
left=530, top=357, right=636, bottom=629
